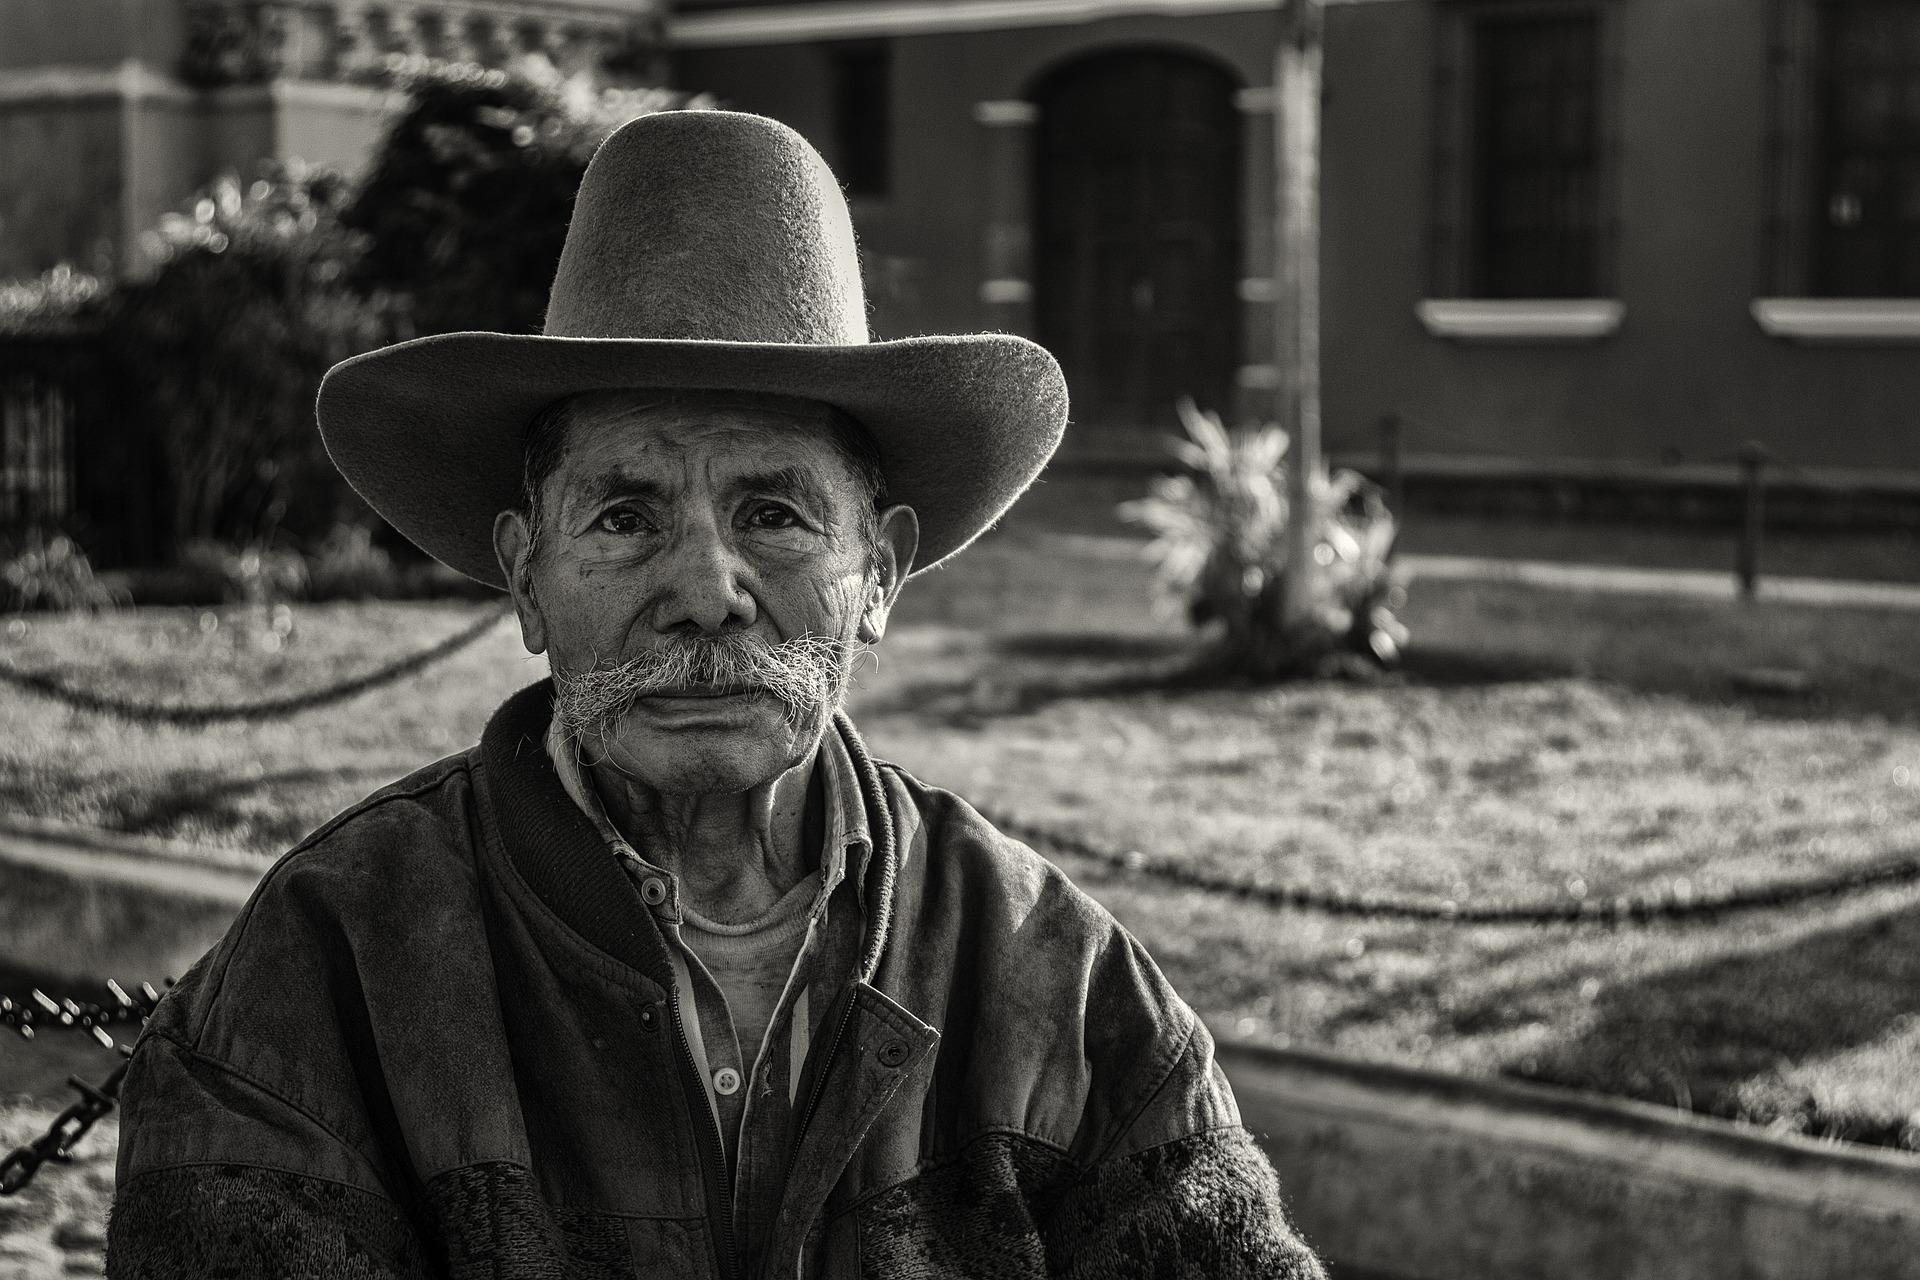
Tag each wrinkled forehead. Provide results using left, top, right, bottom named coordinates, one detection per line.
left=549, top=388, right=852, bottom=489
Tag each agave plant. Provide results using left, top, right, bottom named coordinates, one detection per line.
left=1118, top=397, right=1409, bottom=679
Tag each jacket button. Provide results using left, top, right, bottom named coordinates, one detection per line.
left=638, top=1005, right=659, bottom=1032
left=639, top=877, right=668, bottom=907
left=877, top=1040, right=910, bottom=1068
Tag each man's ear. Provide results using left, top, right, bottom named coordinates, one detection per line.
left=858, top=504, right=919, bottom=645
left=492, top=508, right=548, bottom=655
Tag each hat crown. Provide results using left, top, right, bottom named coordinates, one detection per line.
left=544, top=111, right=869, bottom=346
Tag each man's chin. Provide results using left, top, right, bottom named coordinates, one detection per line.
left=586, top=698, right=831, bottom=794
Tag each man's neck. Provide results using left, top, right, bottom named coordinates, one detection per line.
left=588, top=756, right=818, bottom=923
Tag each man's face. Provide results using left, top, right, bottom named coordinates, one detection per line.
left=494, top=389, right=914, bottom=796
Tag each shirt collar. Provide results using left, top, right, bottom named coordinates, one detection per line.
left=543, top=714, right=872, bottom=909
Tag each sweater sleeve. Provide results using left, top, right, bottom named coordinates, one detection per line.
left=1037, top=1125, right=1326, bottom=1279
left=1036, top=1018, right=1328, bottom=1280
left=105, top=1033, right=433, bottom=1280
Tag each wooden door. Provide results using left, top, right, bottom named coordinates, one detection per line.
left=1033, top=50, right=1242, bottom=430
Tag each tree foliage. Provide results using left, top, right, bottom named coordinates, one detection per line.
left=345, top=59, right=704, bottom=336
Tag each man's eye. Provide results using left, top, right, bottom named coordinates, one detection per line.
left=597, top=508, right=650, bottom=535
left=746, top=503, right=801, bottom=530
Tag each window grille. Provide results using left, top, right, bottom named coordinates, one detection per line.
left=1810, top=0, right=1920, bottom=295
left=1469, top=11, right=1603, bottom=298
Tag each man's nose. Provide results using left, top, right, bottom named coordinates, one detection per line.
left=649, top=523, right=757, bottom=633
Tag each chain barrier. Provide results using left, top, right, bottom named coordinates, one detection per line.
left=1, top=979, right=169, bottom=1196
left=978, top=806, right=1920, bottom=925
left=0, top=603, right=510, bottom=726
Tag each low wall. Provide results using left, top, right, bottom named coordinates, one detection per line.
left=1222, top=1040, right=1920, bottom=1280
left=0, top=819, right=254, bottom=983
left=4, top=820, right=1917, bottom=1280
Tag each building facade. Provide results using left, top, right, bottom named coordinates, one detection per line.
left=673, top=0, right=1920, bottom=482
left=4, top=0, right=1920, bottom=484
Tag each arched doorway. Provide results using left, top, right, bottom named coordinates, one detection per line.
left=1032, top=49, right=1242, bottom=433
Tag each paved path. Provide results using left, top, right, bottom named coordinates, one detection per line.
left=1406, top=553, right=1920, bottom=609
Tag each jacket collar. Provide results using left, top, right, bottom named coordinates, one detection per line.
left=478, top=681, right=898, bottom=986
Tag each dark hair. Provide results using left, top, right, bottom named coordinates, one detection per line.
left=519, top=391, right=889, bottom=570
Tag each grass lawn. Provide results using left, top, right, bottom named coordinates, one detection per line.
left=2, top=526, right=1918, bottom=1151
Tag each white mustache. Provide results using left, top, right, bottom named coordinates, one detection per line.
left=551, top=631, right=862, bottom=740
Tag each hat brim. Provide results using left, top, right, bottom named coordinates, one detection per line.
left=317, top=330, right=1070, bottom=589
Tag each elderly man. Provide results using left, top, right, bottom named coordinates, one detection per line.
left=106, top=111, right=1324, bottom=1279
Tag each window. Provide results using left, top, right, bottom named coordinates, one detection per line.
left=831, top=42, right=890, bottom=198
left=1429, top=1, right=1616, bottom=301
left=1810, top=1, right=1920, bottom=295
left=1471, top=12, right=1601, bottom=296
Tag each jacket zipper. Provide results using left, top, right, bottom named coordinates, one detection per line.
left=786, top=988, right=857, bottom=1182
left=667, top=985, right=742, bottom=1280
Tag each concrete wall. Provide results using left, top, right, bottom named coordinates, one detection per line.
left=0, top=98, right=126, bottom=277
left=0, top=75, right=398, bottom=278
left=0, top=1, right=185, bottom=71
left=678, top=0, right=1920, bottom=476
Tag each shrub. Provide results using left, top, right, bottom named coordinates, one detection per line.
left=1119, top=397, right=1409, bottom=679
left=177, top=540, right=310, bottom=605
left=1, top=532, right=126, bottom=612
left=305, top=522, right=401, bottom=601
left=102, top=163, right=406, bottom=553
left=0, top=265, right=107, bottom=336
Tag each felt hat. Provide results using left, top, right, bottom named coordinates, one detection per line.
left=317, top=109, right=1069, bottom=588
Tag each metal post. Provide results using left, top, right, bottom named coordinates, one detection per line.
left=1276, top=0, right=1325, bottom=631
left=1736, top=441, right=1768, bottom=601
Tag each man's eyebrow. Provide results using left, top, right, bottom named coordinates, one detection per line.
left=729, top=465, right=834, bottom=512
left=571, top=468, right=668, bottom=510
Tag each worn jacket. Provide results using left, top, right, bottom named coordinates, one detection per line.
left=106, top=682, right=1325, bottom=1278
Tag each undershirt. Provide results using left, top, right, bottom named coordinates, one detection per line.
left=680, top=876, right=817, bottom=1095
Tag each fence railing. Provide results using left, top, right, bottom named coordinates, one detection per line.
left=1363, top=412, right=1915, bottom=601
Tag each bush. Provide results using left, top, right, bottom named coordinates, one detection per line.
left=1119, top=397, right=1409, bottom=679
left=0, top=532, right=126, bottom=612
left=305, top=523, right=401, bottom=601
left=0, top=265, right=107, bottom=336
left=100, top=163, right=407, bottom=555
left=177, top=540, right=310, bottom=605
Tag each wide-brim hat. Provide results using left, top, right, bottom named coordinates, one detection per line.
left=317, top=109, right=1069, bottom=589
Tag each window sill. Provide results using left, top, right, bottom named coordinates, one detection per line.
left=1416, top=298, right=1624, bottom=343
left=1750, top=298, right=1920, bottom=343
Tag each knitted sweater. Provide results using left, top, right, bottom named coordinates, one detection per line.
left=105, top=682, right=1326, bottom=1279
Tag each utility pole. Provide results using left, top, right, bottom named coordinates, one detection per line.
left=1275, top=0, right=1324, bottom=633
